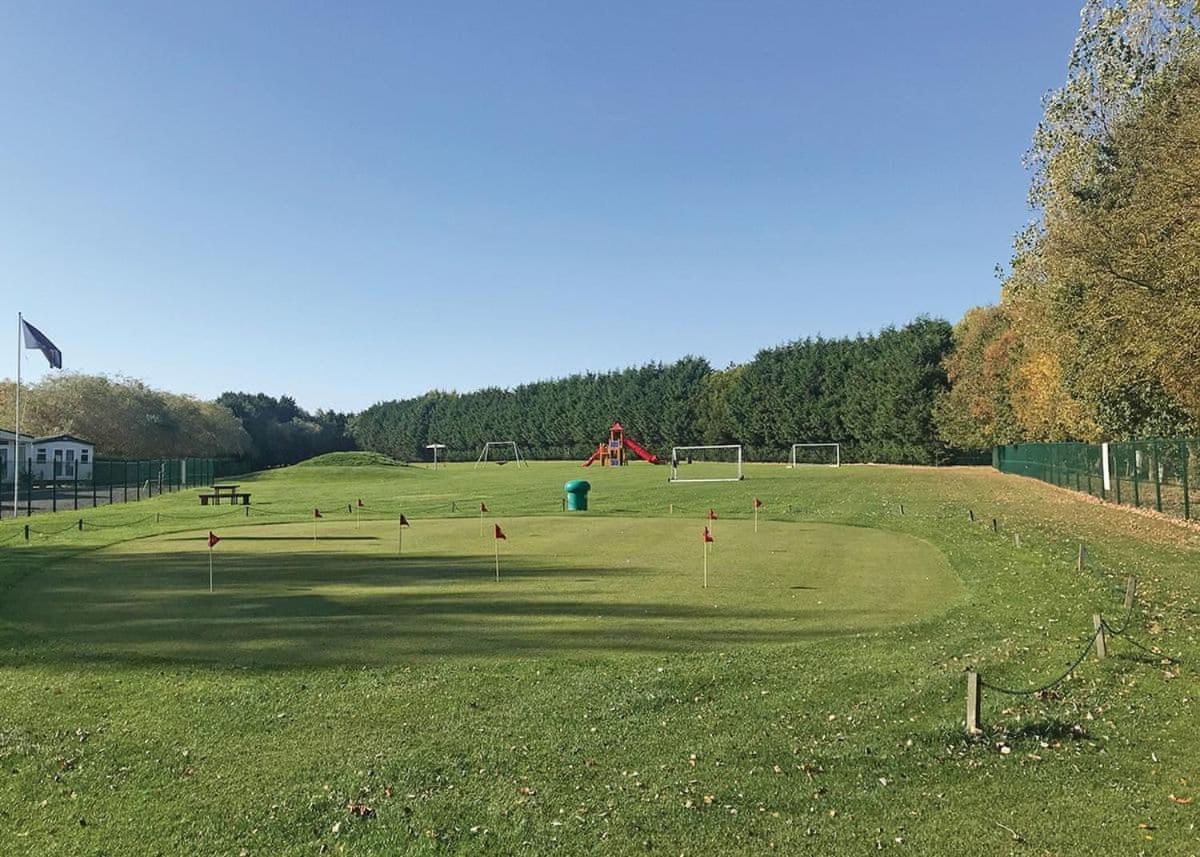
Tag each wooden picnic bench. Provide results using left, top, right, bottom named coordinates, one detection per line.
left=199, top=484, right=252, bottom=506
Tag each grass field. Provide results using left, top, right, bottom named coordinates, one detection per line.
left=0, top=460, right=1196, bottom=855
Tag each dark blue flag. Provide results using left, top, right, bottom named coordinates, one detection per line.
left=21, top=319, right=62, bottom=369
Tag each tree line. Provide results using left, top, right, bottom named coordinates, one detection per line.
left=935, top=0, right=1200, bottom=448
left=0, top=375, right=354, bottom=466
left=349, top=319, right=956, bottom=464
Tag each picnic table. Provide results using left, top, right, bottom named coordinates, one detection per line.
left=200, top=483, right=252, bottom=506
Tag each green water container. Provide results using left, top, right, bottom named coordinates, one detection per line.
left=564, top=479, right=591, bottom=512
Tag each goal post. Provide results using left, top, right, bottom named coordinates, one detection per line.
left=474, top=441, right=529, bottom=468
left=789, top=443, right=841, bottom=468
left=670, top=445, right=744, bottom=483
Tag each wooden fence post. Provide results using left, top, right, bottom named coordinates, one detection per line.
left=1093, top=614, right=1107, bottom=659
left=966, top=669, right=981, bottom=734
left=1123, top=577, right=1137, bottom=611
left=1077, top=544, right=1086, bottom=573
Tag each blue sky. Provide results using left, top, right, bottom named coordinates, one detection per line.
left=0, top=2, right=1081, bottom=412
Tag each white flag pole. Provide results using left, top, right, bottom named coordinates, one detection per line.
left=494, top=535, right=500, bottom=582
left=12, top=313, right=20, bottom=521
left=209, top=547, right=214, bottom=593
left=703, top=540, right=708, bottom=589
left=398, top=517, right=403, bottom=555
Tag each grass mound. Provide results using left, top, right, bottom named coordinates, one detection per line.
left=296, top=450, right=404, bottom=467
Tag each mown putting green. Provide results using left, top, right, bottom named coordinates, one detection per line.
left=5, top=516, right=960, bottom=666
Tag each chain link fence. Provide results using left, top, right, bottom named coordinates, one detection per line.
left=994, top=439, right=1196, bottom=521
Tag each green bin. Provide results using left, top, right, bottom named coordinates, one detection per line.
left=564, top=479, right=591, bottom=512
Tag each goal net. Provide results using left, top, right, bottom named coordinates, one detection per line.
left=474, top=441, right=529, bottom=468
left=789, top=443, right=841, bottom=467
left=670, top=445, right=743, bottom=483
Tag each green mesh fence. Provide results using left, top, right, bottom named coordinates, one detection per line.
left=994, top=440, right=1196, bottom=521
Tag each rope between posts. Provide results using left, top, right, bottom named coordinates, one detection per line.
left=978, top=626, right=1102, bottom=696
left=27, top=523, right=80, bottom=536
left=1101, top=620, right=1181, bottom=664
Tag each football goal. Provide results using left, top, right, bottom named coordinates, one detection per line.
left=789, top=443, right=841, bottom=467
left=474, top=441, right=529, bottom=468
left=670, top=445, right=744, bottom=483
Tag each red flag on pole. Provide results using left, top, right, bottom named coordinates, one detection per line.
left=357, top=499, right=365, bottom=508
left=707, top=509, right=717, bottom=520
left=494, top=524, right=506, bottom=540
left=397, top=513, right=410, bottom=555
left=207, top=531, right=220, bottom=548
left=703, top=526, right=714, bottom=543
left=753, top=498, right=763, bottom=509
left=314, top=508, right=323, bottom=519
left=480, top=502, right=489, bottom=513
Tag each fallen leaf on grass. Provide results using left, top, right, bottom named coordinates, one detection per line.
left=1168, top=794, right=1193, bottom=805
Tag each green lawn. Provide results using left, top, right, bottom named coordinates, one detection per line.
left=0, top=461, right=1196, bottom=855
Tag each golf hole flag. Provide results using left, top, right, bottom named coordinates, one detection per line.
left=707, top=508, right=717, bottom=536
left=702, top=526, right=713, bottom=588
left=753, top=498, right=763, bottom=532
left=314, top=508, right=323, bottom=518
left=397, top=514, right=410, bottom=554
left=479, top=501, right=489, bottom=536
left=493, top=523, right=506, bottom=581
left=207, top=531, right=220, bottom=592
left=313, top=508, right=322, bottom=544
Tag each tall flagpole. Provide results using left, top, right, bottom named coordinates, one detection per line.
left=12, top=313, right=20, bottom=520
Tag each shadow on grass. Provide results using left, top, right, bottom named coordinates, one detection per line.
left=159, top=535, right=383, bottom=543
left=0, top=547, right=864, bottom=668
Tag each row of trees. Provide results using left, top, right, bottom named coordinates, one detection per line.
left=350, top=320, right=956, bottom=464
left=936, top=0, right=1200, bottom=447
left=0, top=374, right=249, bottom=458
left=0, top=377, right=355, bottom=466
left=215, top=392, right=355, bottom=469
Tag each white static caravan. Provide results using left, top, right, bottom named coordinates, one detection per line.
left=0, top=428, right=34, bottom=486
left=30, top=435, right=95, bottom=482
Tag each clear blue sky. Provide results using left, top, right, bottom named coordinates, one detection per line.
left=0, top=2, right=1081, bottom=412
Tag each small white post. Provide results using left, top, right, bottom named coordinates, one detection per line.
left=1102, top=442, right=1111, bottom=492
left=208, top=548, right=214, bottom=593
left=703, top=540, right=708, bottom=589
left=494, top=536, right=500, bottom=582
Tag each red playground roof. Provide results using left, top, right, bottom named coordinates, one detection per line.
left=610, top=422, right=624, bottom=432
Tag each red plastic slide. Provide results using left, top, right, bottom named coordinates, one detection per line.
left=582, top=448, right=604, bottom=467
left=622, top=436, right=660, bottom=464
